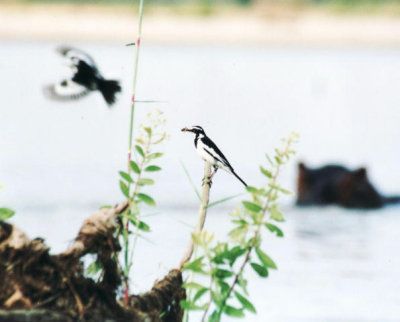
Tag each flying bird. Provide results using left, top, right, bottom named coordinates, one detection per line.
left=182, top=125, right=247, bottom=187
left=44, top=46, right=122, bottom=106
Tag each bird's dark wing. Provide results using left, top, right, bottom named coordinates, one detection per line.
left=57, top=46, right=97, bottom=69
left=43, top=79, right=90, bottom=101
left=201, top=136, right=233, bottom=170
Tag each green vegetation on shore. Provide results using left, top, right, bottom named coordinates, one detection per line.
left=5, top=0, right=400, bottom=15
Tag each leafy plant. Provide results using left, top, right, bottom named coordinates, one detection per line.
left=182, top=131, right=299, bottom=321
left=118, top=110, right=166, bottom=299
left=0, top=208, right=15, bottom=221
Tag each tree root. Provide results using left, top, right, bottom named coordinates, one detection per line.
left=0, top=202, right=185, bottom=321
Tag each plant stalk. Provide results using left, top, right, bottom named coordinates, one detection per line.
left=124, top=0, right=145, bottom=306
left=128, top=137, right=152, bottom=272
left=178, top=162, right=212, bottom=270
left=180, top=162, right=212, bottom=322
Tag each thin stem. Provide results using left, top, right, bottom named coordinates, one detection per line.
left=127, top=0, right=145, bottom=166
left=124, top=0, right=145, bottom=306
left=128, top=137, right=152, bottom=272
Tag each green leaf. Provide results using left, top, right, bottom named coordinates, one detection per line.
left=275, top=156, right=282, bottom=164
left=224, top=305, right=244, bottom=317
left=0, top=208, right=15, bottom=220
left=135, top=145, right=144, bottom=157
left=179, top=300, right=206, bottom=311
left=213, top=268, right=233, bottom=279
left=119, top=171, right=134, bottom=183
left=226, top=246, right=247, bottom=266
left=238, top=274, right=248, bottom=295
left=211, top=291, right=222, bottom=309
left=242, top=201, right=263, bottom=213
left=269, top=204, right=285, bottom=222
left=87, top=261, right=102, bottom=275
left=260, top=166, right=273, bottom=178
left=183, top=256, right=205, bottom=273
left=130, top=219, right=151, bottom=232
left=209, top=311, right=219, bottom=322
left=183, top=282, right=204, bottom=291
left=130, top=161, right=140, bottom=174
left=245, top=186, right=261, bottom=195
left=250, top=262, right=268, bottom=277
left=193, top=287, right=209, bottom=303
left=138, top=221, right=150, bottom=232
left=211, top=253, right=225, bottom=265
left=234, top=291, right=256, bottom=313
left=278, top=186, right=292, bottom=195
left=145, top=165, right=161, bottom=172
left=231, top=219, right=247, bottom=226
left=137, top=193, right=156, bottom=206
left=138, top=178, right=155, bottom=186
left=265, top=223, right=284, bottom=237
left=228, top=226, right=247, bottom=243
left=255, top=247, right=277, bottom=269
left=119, top=180, right=130, bottom=198
left=217, top=280, right=230, bottom=296
left=148, top=152, right=163, bottom=160
left=99, top=205, right=112, bottom=209
left=144, top=127, right=152, bottom=136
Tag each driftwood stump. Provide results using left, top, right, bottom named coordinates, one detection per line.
left=0, top=203, right=185, bottom=321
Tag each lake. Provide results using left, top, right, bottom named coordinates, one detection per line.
left=1, top=41, right=400, bottom=321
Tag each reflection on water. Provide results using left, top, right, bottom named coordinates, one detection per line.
left=1, top=41, right=400, bottom=320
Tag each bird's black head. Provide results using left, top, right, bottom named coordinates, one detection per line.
left=181, top=125, right=205, bottom=135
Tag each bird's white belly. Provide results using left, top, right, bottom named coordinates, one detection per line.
left=196, top=140, right=217, bottom=166
left=195, top=140, right=232, bottom=174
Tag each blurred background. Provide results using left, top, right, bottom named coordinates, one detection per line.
left=1, top=0, right=400, bottom=321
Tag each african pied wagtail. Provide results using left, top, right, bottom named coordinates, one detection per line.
left=44, top=46, right=121, bottom=106
left=182, top=126, right=247, bottom=187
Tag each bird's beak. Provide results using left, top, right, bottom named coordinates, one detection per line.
left=181, top=127, right=189, bottom=132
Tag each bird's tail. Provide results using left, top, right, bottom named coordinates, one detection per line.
left=232, top=170, right=247, bottom=187
left=97, top=79, right=122, bottom=106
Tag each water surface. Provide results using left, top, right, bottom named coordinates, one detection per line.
left=1, top=41, right=400, bottom=321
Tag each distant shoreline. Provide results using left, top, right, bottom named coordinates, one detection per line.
left=1, top=3, right=400, bottom=46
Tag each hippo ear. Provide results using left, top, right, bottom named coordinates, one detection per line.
left=353, top=167, right=367, bottom=179
left=298, top=162, right=307, bottom=172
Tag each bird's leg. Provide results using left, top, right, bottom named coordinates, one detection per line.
left=203, top=166, right=218, bottom=187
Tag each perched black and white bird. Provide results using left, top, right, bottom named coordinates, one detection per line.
left=44, top=46, right=121, bottom=106
left=182, top=125, right=247, bottom=187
